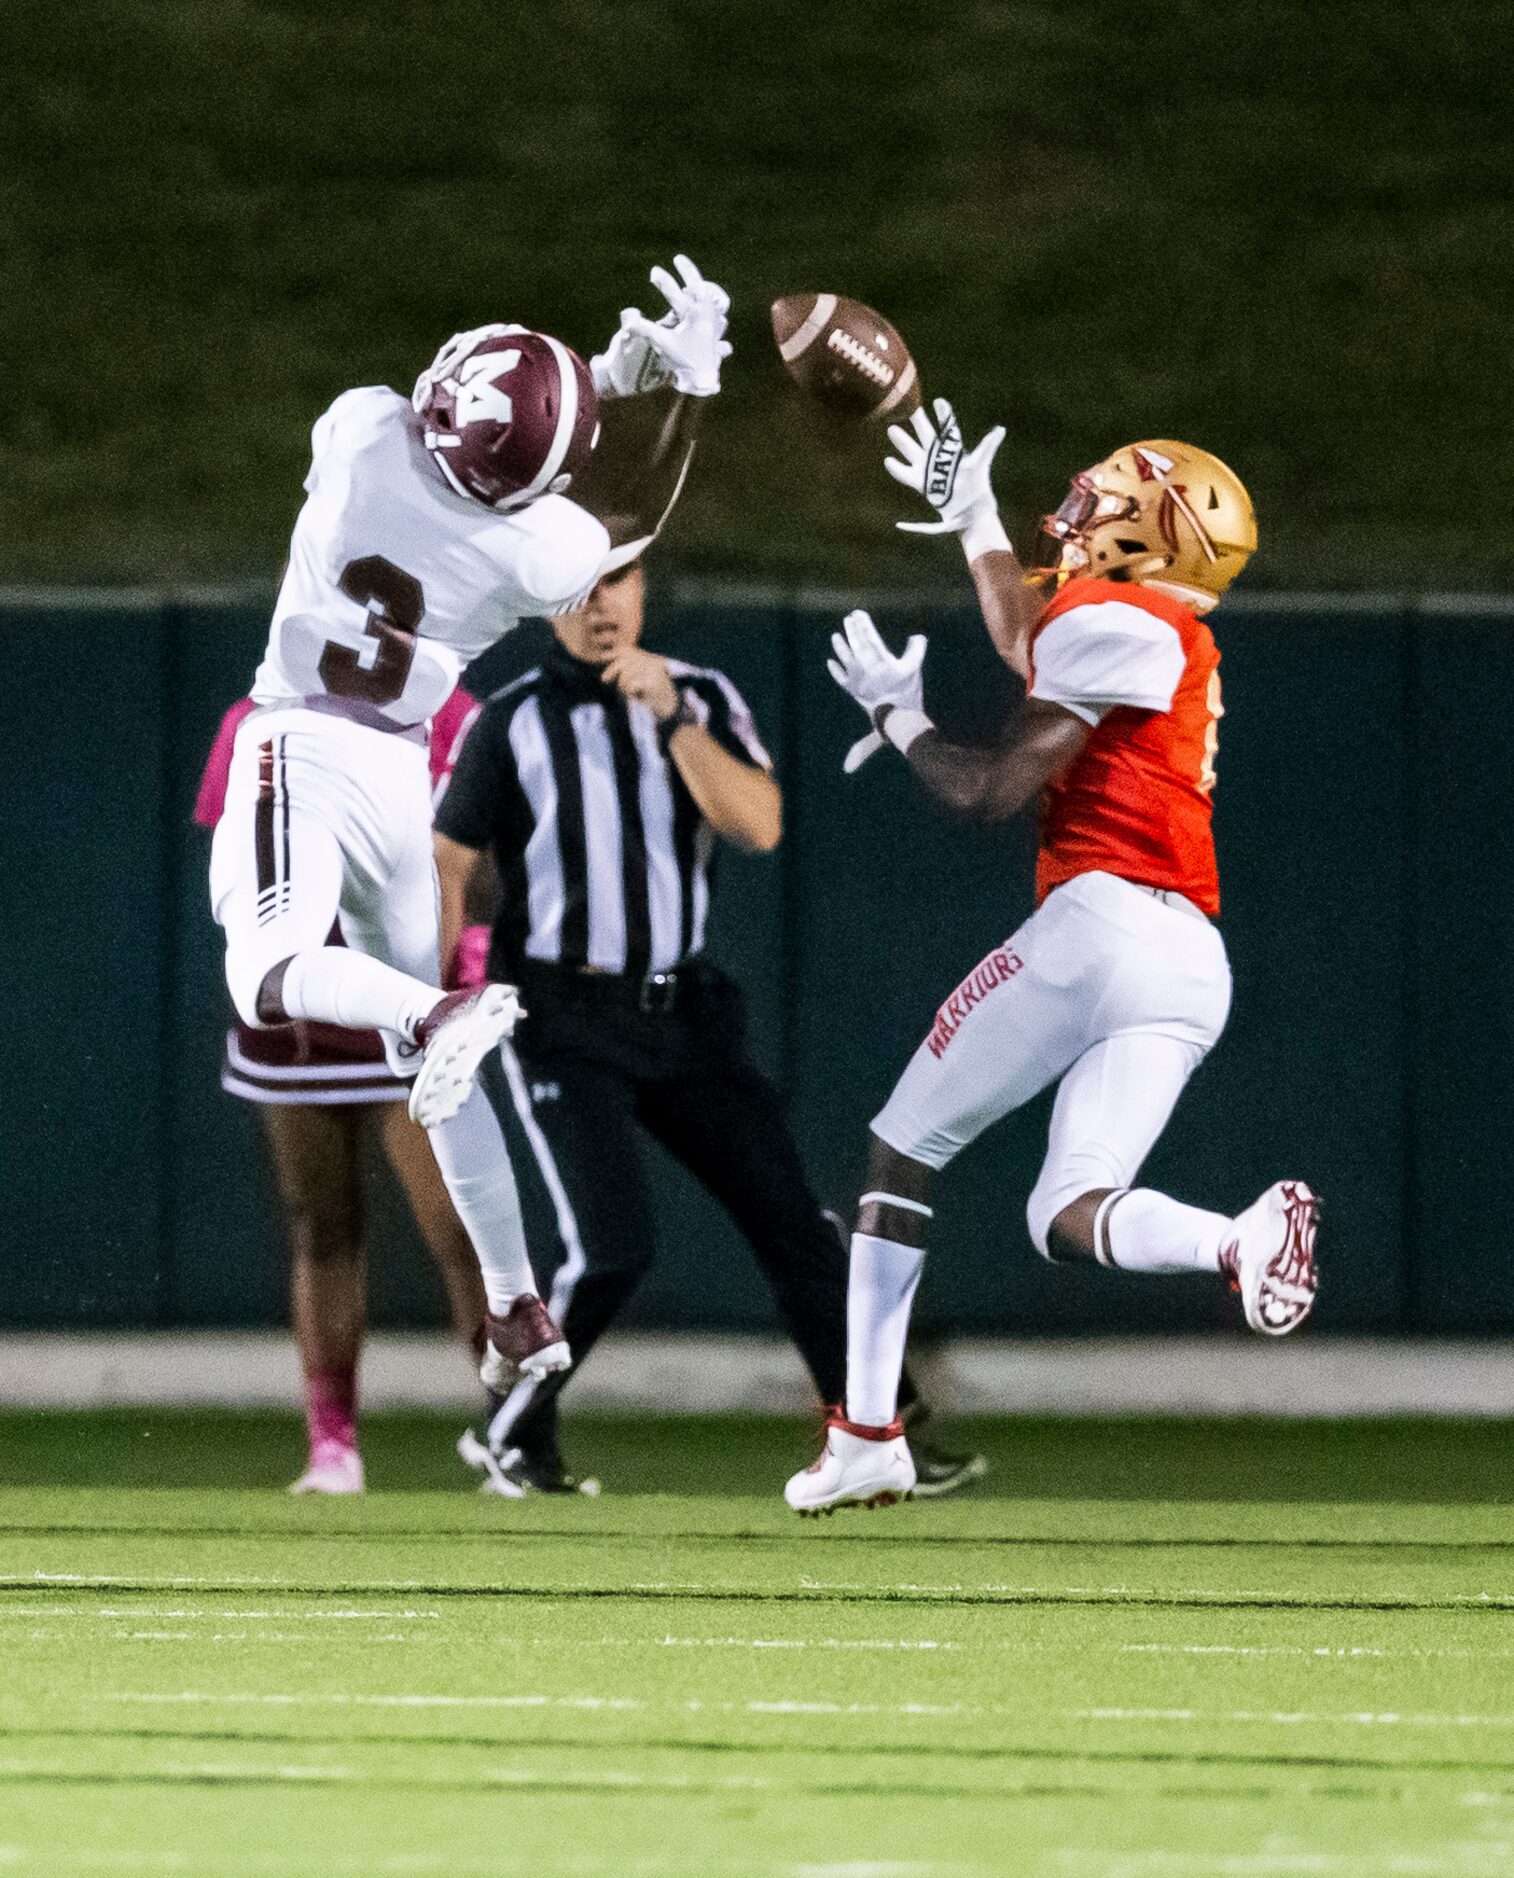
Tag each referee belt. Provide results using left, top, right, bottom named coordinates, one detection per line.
left=519, top=959, right=687, bottom=1014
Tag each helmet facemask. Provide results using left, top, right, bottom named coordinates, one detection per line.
left=1038, top=472, right=1145, bottom=584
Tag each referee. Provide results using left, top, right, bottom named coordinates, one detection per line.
left=433, top=561, right=985, bottom=1496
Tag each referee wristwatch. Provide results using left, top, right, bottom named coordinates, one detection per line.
left=657, top=692, right=700, bottom=750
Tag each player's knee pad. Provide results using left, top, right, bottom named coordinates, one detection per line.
left=1026, top=1185, right=1065, bottom=1261
left=224, top=946, right=291, bottom=1031
left=1027, top=1144, right=1131, bottom=1259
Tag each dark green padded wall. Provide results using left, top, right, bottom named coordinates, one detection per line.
left=2, top=587, right=1502, bottom=1334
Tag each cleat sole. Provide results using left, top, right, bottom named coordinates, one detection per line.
left=791, top=1487, right=913, bottom=1517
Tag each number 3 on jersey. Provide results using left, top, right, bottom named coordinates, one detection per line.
left=319, top=557, right=424, bottom=706
left=1198, top=669, right=1223, bottom=795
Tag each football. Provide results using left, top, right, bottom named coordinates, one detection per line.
left=771, top=292, right=921, bottom=421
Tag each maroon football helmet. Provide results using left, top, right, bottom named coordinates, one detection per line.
left=411, top=323, right=600, bottom=511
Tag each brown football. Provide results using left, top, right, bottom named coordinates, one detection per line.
left=771, top=293, right=921, bottom=421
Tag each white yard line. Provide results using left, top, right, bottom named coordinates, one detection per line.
left=1078, top=1708, right=1514, bottom=1728
left=649, top=1637, right=959, bottom=1651
left=1065, top=1853, right=1514, bottom=1878
left=0, top=1608, right=439, bottom=1620
left=13, top=1608, right=1514, bottom=1667
left=96, top=1691, right=1514, bottom=1731
left=0, top=1852, right=975, bottom=1878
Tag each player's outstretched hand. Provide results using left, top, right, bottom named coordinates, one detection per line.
left=593, top=255, right=732, bottom=399
left=827, top=609, right=927, bottom=773
left=886, top=398, right=1006, bottom=540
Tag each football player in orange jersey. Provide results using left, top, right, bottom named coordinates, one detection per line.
left=787, top=401, right=1319, bottom=1514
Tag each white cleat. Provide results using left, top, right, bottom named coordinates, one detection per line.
left=1221, top=1178, right=1320, bottom=1336
left=456, top=1428, right=528, bottom=1498
left=478, top=1296, right=572, bottom=1392
left=785, top=1415, right=917, bottom=1516
left=289, top=1442, right=364, bottom=1495
left=479, top=1338, right=572, bottom=1392
left=407, top=984, right=521, bottom=1128
left=457, top=1429, right=601, bottom=1498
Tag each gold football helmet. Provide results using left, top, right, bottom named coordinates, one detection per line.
left=1038, top=440, right=1256, bottom=607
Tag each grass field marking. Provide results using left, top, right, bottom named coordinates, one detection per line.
left=788, top=1865, right=951, bottom=1876
left=1077, top=1708, right=1514, bottom=1731
left=97, top=1691, right=1514, bottom=1731
left=106, top=1691, right=971, bottom=1719
left=20, top=1522, right=1514, bottom=1558
left=1117, top=1645, right=1514, bottom=1661
left=109, top=1692, right=646, bottom=1712
left=0, top=1607, right=440, bottom=1620
left=0, top=1855, right=926, bottom=1878
left=651, top=1636, right=958, bottom=1651
left=1062, top=1851, right=1514, bottom=1877
left=195, top=1633, right=423, bottom=1644
left=0, top=1842, right=979, bottom=1878
left=744, top=1701, right=964, bottom=1717
left=18, top=1572, right=1514, bottom=1618
left=8, top=1615, right=1509, bottom=1663
left=1121, top=1644, right=1393, bottom=1658
left=23, top=1720, right=1514, bottom=1785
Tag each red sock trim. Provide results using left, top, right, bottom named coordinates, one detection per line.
left=828, top=1411, right=905, bottom=1441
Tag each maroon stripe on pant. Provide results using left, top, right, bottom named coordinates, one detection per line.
left=255, top=739, right=276, bottom=900
left=278, top=736, right=291, bottom=888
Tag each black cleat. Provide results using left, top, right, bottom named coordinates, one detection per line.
left=457, top=1427, right=600, bottom=1498
left=901, top=1403, right=989, bottom=1499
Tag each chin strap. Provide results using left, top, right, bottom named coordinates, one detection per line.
left=1142, top=577, right=1220, bottom=612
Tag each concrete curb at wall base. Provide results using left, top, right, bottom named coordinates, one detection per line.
left=3, top=1332, right=1513, bottom=1416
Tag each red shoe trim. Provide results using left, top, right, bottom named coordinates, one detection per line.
left=827, top=1411, right=905, bottom=1442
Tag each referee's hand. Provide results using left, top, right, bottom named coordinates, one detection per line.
left=602, top=648, right=681, bottom=722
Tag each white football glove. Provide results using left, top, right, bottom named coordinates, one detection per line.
left=590, top=314, right=672, bottom=400
left=827, top=610, right=929, bottom=774
left=591, top=254, right=732, bottom=399
left=885, top=398, right=1009, bottom=555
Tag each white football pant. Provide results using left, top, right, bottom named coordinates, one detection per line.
left=209, top=704, right=538, bottom=1306
left=872, top=869, right=1233, bottom=1250
left=210, top=708, right=441, bottom=1074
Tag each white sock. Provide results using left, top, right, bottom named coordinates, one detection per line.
left=845, top=1232, right=925, bottom=1427
left=280, top=946, right=439, bottom=1043
left=427, top=1080, right=537, bottom=1315
left=1104, top=1188, right=1230, bottom=1275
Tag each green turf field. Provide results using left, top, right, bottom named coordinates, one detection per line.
left=3, top=1411, right=1514, bottom=1876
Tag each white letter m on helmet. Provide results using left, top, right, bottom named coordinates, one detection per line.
left=452, top=348, right=520, bottom=427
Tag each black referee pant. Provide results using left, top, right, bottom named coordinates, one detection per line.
left=476, top=958, right=918, bottom=1461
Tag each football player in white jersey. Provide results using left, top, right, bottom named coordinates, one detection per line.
left=210, top=256, right=730, bottom=1387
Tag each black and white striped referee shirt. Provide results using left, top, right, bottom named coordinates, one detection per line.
left=434, top=640, right=771, bottom=981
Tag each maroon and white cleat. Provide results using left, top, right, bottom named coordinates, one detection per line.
left=479, top=1295, right=571, bottom=1391
left=1220, top=1179, right=1320, bottom=1336
left=784, top=1410, right=916, bottom=1515
left=406, top=984, right=521, bottom=1128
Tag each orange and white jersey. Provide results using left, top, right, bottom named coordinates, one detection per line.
left=1028, top=578, right=1222, bottom=916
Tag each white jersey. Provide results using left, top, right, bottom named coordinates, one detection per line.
left=252, top=387, right=612, bottom=728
